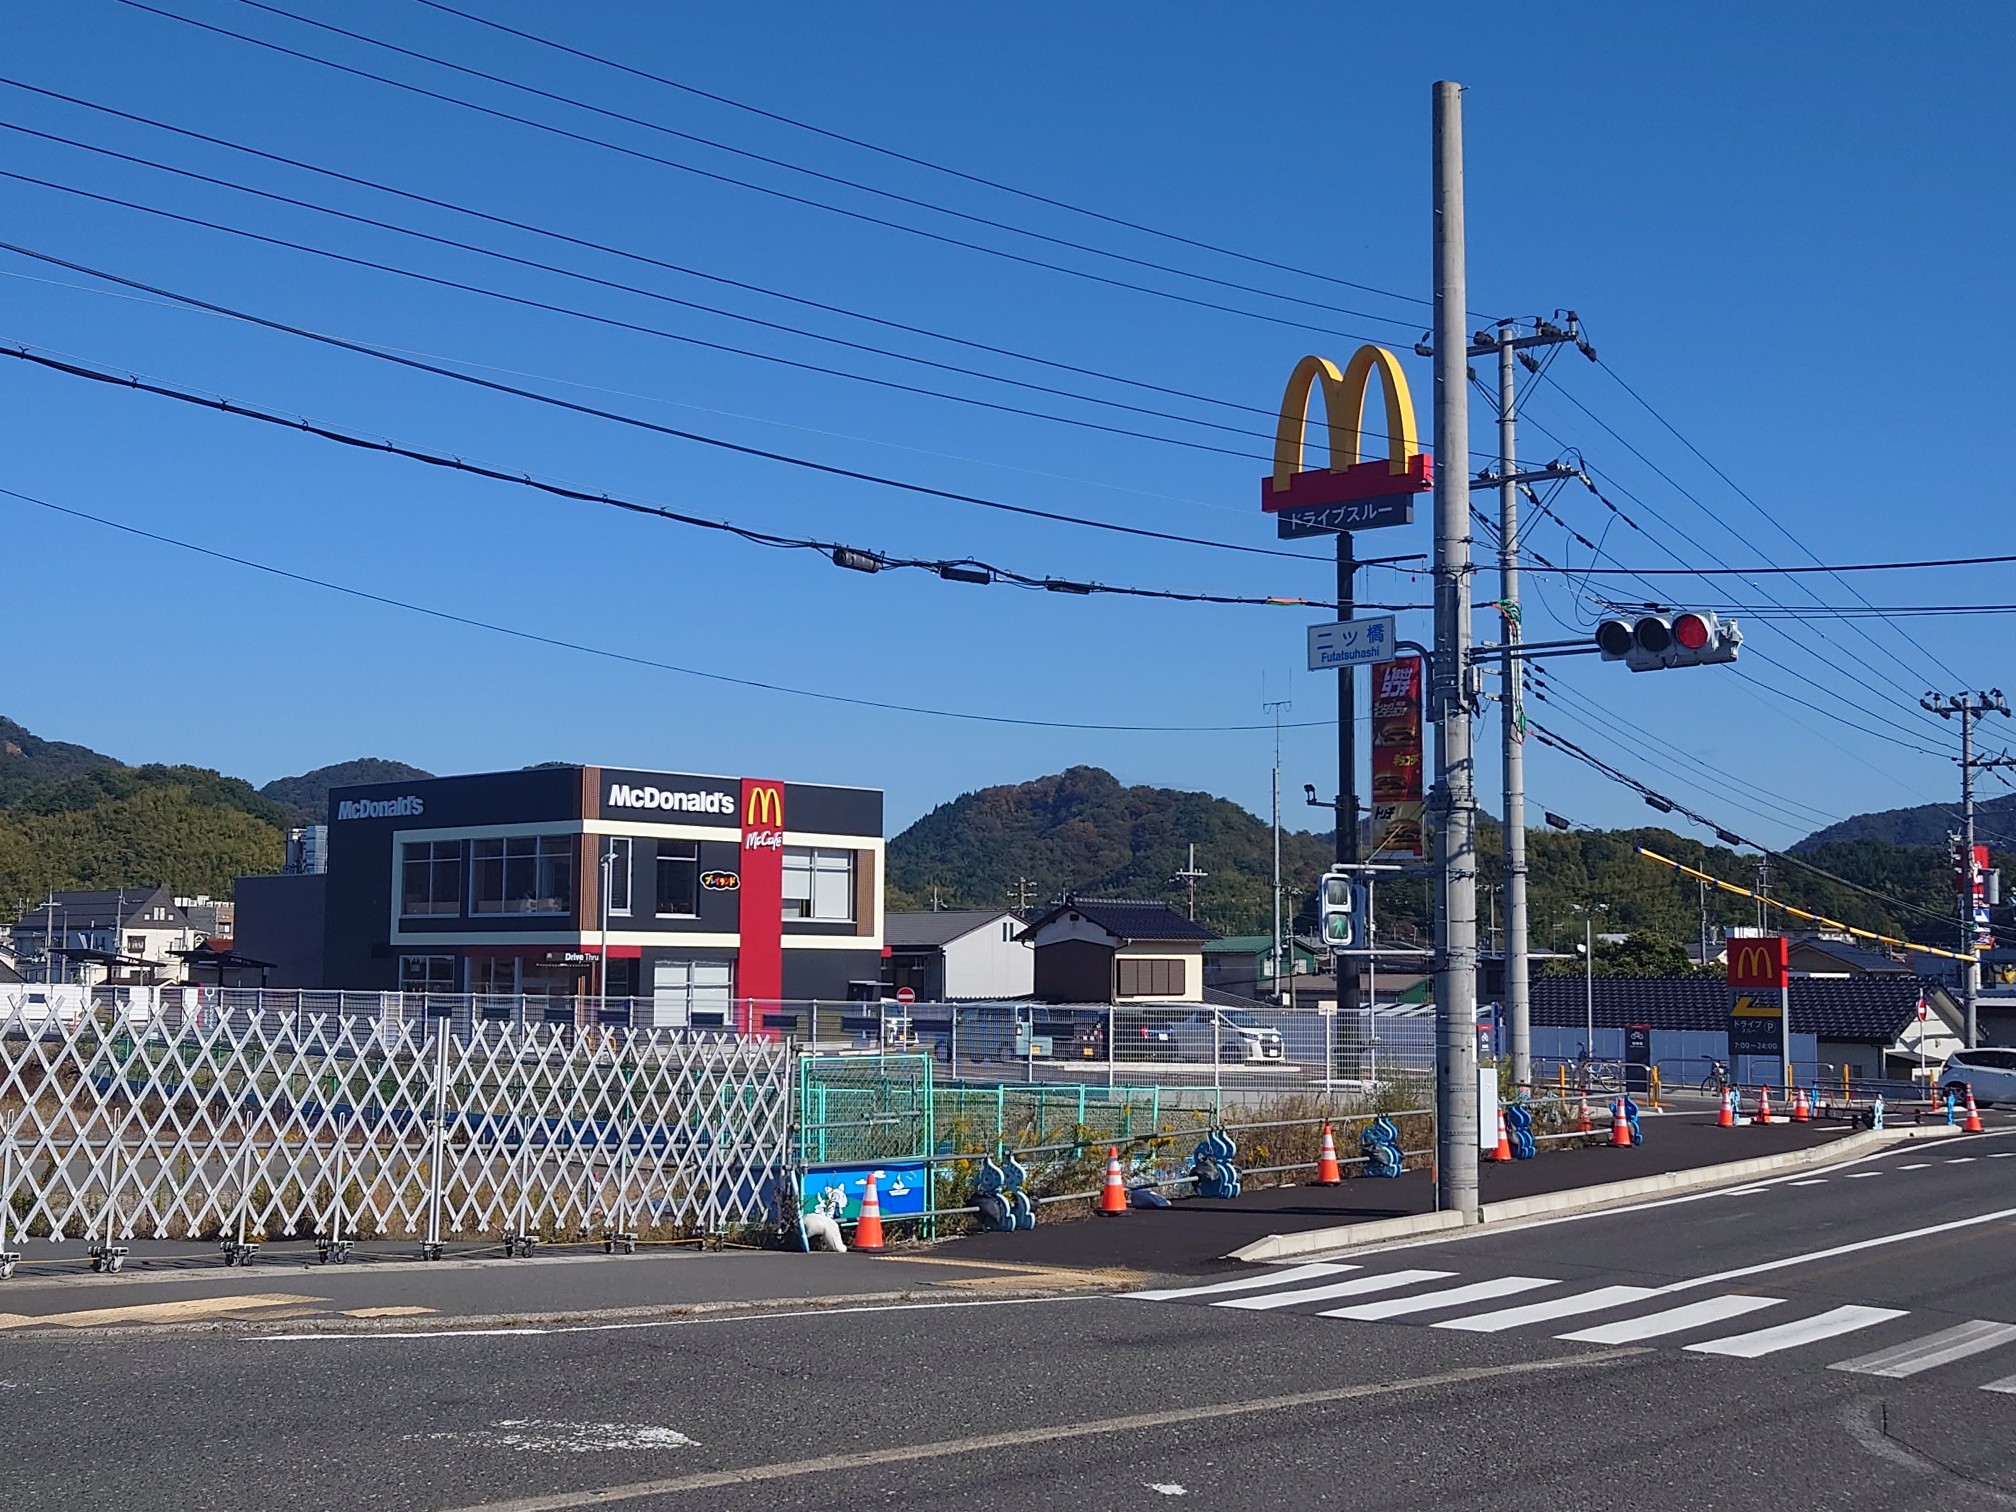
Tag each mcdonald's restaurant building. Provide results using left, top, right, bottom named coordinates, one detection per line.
left=313, top=764, right=884, bottom=1028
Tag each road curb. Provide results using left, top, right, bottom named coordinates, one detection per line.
left=1224, top=1123, right=1964, bottom=1263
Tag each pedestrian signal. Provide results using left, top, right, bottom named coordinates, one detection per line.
left=1320, top=870, right=1358, bottom=949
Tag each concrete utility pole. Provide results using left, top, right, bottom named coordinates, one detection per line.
left=1265, top=699, right=1290, bottom=1001
left=1430, top=80, right=1479, bottom=1221
left=1466, top=316, right=1587, bottom=1096
left=1335, top=534, right=1361, bottom=1028
left=1923, top=690, right=2014, bottom=1048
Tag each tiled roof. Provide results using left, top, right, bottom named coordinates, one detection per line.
left=1527, top=974, right=1952, bottom=1042
left=1024, top=898, right=1218, bottom=944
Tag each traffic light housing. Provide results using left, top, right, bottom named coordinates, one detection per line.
left=1319, top=869, right=1358, bottom=949
left=1595, top=611, right=1741, bottom=672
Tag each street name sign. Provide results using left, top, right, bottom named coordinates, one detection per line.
left=1308, top=615, right=1399, bottom=672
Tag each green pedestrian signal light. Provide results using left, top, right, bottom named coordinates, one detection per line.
left=1320, top=871, right=1358, bottom=949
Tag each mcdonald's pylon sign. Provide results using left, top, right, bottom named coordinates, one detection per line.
left=1726, top=935, right=1789, bottom=990
left=1261, top=346, right=1433, bottom=532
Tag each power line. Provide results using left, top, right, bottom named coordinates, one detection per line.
left=0, top=241, right=1330, bottom=563
left=0, top=483, right=1342, bottom=734
left=0, top=155, right=1292, bottom=468
left=6, top=338, right=1427, bottom=614
left=113, top=0, right=1416, bottom=342
left=409, top=0, right=1436, bottom=311
left=0, top=82, right=1382, bottom=448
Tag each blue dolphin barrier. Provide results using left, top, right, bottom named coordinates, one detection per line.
left=974, top=1152, right=1036, bottom=1231
left=1360, top=1116, right=1403, bottom=1178
left=1504, top=1101, right=1537, bottom=1160
left=1189, top=1128, right=1241, bottom=1199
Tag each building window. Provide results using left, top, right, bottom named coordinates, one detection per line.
left=656, top=840, right=699, bottom=918
left=401, top=955, right=457, bottom=993
left=401, top=841, right=464, bottom=917
left=470, top=836, right=574, bottom=915
left=603, top=836, right=632, bottom=917
left=650, top=958, right=732, bottom=1028
left=1117, top=957, right=1185, bottom=998
left=125, top=934, right=146, bottom=955
left=783, top=847, right=855, bottom=921
left=471, top=957, right=519, bottom=995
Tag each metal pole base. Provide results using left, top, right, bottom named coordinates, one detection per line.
left=600, top=1231, right=638, bottom=1256
left=88, top=1241, right=129, bottom=1273
left=316, top=1239, right=353, bottom=1264
left=503, top=1233, right=541, bottom=1258
left=219, top=1239, right=260, bottom=1267
left=420, top=1240, right=446, bottom=1262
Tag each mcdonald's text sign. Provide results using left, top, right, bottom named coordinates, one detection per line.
left=1726, top=935, right=1789, bottom=990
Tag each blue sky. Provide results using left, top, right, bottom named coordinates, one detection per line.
left=3, top=1, right=2010, bottom=850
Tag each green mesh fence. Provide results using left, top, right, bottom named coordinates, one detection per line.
left=795, top=1053, right=935, bottom=1166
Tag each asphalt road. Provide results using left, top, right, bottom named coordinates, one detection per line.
left=2, top=1126, right=2012, bottom=1510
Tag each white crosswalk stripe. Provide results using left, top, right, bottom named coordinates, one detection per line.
left=1215, top=1270, right=1454, bottom=1312
left=1830, top=1320, right=2016, bottom=1378
left=1433, top=1285, right=1658, bottom=1333
left=1557, top=1295, right=1782, bottom=1344
left=1123, top=1263, right=1353, bottom=1302
left=1319, top=1275, right=1555, bottom=1322
left=1687, top=1305, right=1904, bottom=1358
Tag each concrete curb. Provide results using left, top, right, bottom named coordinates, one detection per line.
left=1225, top=1123, right=1963, bottom=1264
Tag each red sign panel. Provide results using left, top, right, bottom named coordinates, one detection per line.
left=737, top=778, right=786, bottom=1037
left=1726, top=935, right=1789, bottom=990
left=1369, top=656, right=1424, bottom=859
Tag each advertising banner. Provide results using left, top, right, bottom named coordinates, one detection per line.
left=1370, top=655, right=1425, bottom=859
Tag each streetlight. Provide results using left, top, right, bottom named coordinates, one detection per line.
left=1570, top=902, right=1609, bottom=1062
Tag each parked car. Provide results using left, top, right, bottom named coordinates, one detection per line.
left=1168, top=1008, right=1285, bottom=1063
left=1938, top=1048, right=2016, bottom=1106
left=1070, top=1017, right=1178, bottom=1062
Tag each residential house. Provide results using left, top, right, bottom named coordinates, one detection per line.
left=7, top=887, right=196, bottom=986
left=882, top=910, right=1032, bottom=1001
left=1202, top=934, right=1321, bottom=1000
left=1020, top=898, right=1216, bottom=1005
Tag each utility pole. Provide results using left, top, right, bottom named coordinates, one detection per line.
left=1465, top=315, right=1588, bottom=1096
left=1008, top=877, right=1038, bottom=914
left=1266, top=698, right=1290, bottom=1001
left=1174, top=845, right=1208, bottom=923
left=1336, top=529, right=1361, bottom=1030
left=1430, top=80, right=1479, bottom=1221
left=1923, top=690, right=2014, bottom=1048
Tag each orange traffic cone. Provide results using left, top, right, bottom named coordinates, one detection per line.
left=854, top=1173, right=885, bottom=1252
left=1754, top=1085, right=1773, bottom=1125
left=1098, top=1146, right=1128, bottom=1215
left=1609, top=1097, right=1633, bottom=1148
left=1717, top=1087, right=1736, bottom=1129
left=1489, top=1109, right=1513, bottom=1163
left=1791, top=1086, right=1810, bottom=1123
left=1315, top=1123, right=1343, bottom=1186
left=1576, top=1093, right=1593, bottom=1135
left=1965, top=1088, right=1984, bottom=1134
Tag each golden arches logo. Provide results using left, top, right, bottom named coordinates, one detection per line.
left=1262, top=344, right=1432, bottom=513
left=1726, top=937, right=1787, bottom=989
left=744, top=785, right=783, bottom=829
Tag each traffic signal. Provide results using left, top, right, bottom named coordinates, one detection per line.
left=1594, top=611, right=1741, bottom=672
left=1319, top=869, right=1358, bottom=949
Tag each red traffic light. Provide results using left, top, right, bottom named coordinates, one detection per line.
left=1673, top=612, right=1712, bottom=651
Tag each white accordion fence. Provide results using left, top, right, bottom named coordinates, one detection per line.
left=0, top=991, right=790, bottom=1248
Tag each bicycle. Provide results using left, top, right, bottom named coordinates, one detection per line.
left=1572, top=1051, right=1622, bottom=1094
left=1700, top=1060, right=1731, bottom=1098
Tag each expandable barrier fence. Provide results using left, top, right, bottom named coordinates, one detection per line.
left=0, top=1001, right=789, bottom=1250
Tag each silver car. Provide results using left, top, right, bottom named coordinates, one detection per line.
left=1169, top=1009, right=1285, bottom=1063
left=1938, top=1048, right=2016, bottom=1106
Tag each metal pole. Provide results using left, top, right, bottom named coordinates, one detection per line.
left=1496, top=324, right=1530, bottom=1096
left=1272, top=757, right=1282, bottom=1004
left=1337, top=532, right=1361, bottom=1028
left=1962, top=705, right=1980, bottom=1049
left=1431, top=79, right=1479, bottom=1221
left=1107, top=1002, right=1115, bottom=1092
left=1585, top=914, right=1594, bottom=1056
left=1780, top=976, right=1792, bottom=1095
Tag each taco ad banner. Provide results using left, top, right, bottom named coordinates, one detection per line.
left=1370, top=655, right=1425, bottom=859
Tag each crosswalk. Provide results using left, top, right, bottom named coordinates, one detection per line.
left=1125, top=1262, right=2016, bottom=1392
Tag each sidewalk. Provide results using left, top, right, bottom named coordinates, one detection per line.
left=928, top=1112, right=1866, bottom=1276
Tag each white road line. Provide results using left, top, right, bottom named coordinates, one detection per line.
left=1831, top=1319, right=2016, bottom=1378
left=1433, top=1285, right=1659, bottom=1334
left=1320, top=1275, right=1553, bottom=1322
left=1982, top=1374, right=2016, bottom=1394
left=1215, top=1269, right=1454, bottom=1312
left=1125, top=1263, right=1353, bottom=1302
left=1845, top=1171, right=1884, bottom=1179
left=1653, top=1204, right=2016, bottom=1297
left=1949, top=1158, right=1978, bottom=1165
left=1686, top=1305, right=1905, bottom=1359
left=1898, top=1163, right=1932, bottom=1171
left=1991, top=1153, right=2016, bottom=1159
left=1717, top=1185, right=1772, bottom=1196
left=1787, top=1179, right=1829, bottom=1187
left=1560, top=1295, right=1781, bottom=1344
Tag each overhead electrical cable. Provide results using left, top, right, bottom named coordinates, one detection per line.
left=409, top=0, right=1436, bottom=310
left=4, top=338, right=1422, bottom=613
left=0, top=82, right=1405, bottom=447
left=112, top=0, right=1414, bottom=343
left=0, top=484, right=1339, bottom=734
left=0, top=152, right=1294, bottom=467
left=0, top=240, right=1335, bottom=563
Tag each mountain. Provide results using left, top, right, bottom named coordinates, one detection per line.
left=887, top=766, right=1345, bottom=937
left=1796, top=795, right=2016, bottom=853
left=258, top=758, right=436, bottom=825
left=0, top=717, right=121, bottom=807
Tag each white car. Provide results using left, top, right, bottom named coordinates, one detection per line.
left=1169, top=1009, right=1285, bottom=1063
left=1938, top=1048, right=2016, bottom=1106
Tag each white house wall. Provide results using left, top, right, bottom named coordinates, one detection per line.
left=941, top=921, right=1034, bottom=999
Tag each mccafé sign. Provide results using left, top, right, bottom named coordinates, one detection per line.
left=743, top=784, right=784, bottom=849
left=1727, top=936, right=1789, bottom=990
